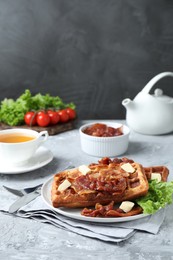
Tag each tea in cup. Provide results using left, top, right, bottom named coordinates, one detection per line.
left=0, top=128, right=49, bottom=165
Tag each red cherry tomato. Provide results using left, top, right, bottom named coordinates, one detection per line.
left=36, top=111, right=50, bottom=127
left=66, top=108, right=76, bottom=120
left=47, top=110, right=60, bottom=125
left=24, top=111, right=37, bottom=126
left=58, top=109, right=70, bottom=123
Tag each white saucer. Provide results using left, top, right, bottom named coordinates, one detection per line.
left=0, top=147, right=53, bottom=174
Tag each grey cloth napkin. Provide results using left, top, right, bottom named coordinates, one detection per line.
left=0, top=190, right=165, bottom=243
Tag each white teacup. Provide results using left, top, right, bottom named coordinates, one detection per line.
left=0, top=128, right=49, bottom=165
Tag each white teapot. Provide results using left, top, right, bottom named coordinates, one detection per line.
left=122, top=72, right=173, bottom=135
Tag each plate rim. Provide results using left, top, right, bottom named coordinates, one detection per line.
left=0, top=146, right=53, bottom=174
left=41, top=175, right=149, bottom=223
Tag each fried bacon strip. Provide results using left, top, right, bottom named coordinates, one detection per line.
left=81, top=201, right=143, bottom=218
left=74, top=171, right=127, bottom=194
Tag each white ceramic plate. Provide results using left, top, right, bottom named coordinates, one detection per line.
left=0, top=146, right=53, bottom=174
left=41, top=176, right=149, bottom=223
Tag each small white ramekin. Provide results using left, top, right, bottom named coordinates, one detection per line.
left=79, top=122, right=130, bottom=157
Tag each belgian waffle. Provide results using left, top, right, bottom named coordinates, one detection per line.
left=97, top=157, right=169, bottom=182
left=144, top=166, right=169, bottom=182
left=51, top=160, right=149, bottom=208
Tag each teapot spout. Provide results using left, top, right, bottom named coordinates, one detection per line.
left=122, top=98, right=134, bottom=109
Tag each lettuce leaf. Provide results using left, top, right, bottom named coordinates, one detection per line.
left=135, top=180, right=173, bottom=214
left=0, top=89, right=76, bottom=126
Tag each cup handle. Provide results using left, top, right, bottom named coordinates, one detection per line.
left=37, top=131, right=49, bottom=144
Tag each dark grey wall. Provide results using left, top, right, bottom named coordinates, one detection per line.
left=0, top=0, right=173, bottom=119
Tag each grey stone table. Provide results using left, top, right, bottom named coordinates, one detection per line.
left=0, top=120, right=173, bottom=260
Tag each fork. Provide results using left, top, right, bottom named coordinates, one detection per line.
left=3, top=183, right=42, bottom=197
left=3, top=164, right=75, bottom=197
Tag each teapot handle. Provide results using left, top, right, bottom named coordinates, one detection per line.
left=141, top=72, right=173, bottom=94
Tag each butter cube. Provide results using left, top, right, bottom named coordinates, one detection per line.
left=58, top=179, right=71, bottom=191
left=151, top=173, right=161, bottom=182
left=119, top=201, right=135, bottom=213
left=78, top=165, right=91, bottom=175
left=121, top=163, right=135, bottom=173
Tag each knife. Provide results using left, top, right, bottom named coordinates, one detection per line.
left=9, top=188, right=41, bottom=213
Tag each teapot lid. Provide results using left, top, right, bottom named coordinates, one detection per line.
left=153, top=88, right=173, bottom=103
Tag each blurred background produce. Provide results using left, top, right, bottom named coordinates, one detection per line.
left=0, top=89, right=76, bottom=126
left=0, top=0, right=173, bottom=119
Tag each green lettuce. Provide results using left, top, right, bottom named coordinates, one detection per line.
left=0, top=89, right=76, bottom=126
left=135, top=180, right=173, bottom=214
